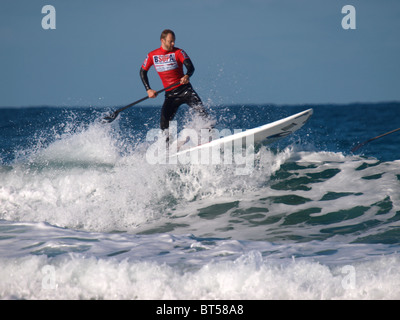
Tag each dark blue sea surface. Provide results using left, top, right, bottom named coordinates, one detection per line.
left=1, top=103, right=399, bottom=163
left=1, top=102, right=400, bottom=299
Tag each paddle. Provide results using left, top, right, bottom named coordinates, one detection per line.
left=102, top=81, right=181, bottom=123
left=351, top=127, right=400, bottom=152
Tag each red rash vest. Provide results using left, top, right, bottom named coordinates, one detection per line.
left=142, top=47, right=190, bottom=91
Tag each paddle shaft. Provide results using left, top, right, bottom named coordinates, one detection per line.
left=351, top=127, right=400, bottom=152
left=104, top=81, right=181, bottom=122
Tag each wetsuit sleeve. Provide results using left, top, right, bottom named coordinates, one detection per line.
left=140, top=67, right=151, bottom=91
left=183, top=59, right=195, bottom=78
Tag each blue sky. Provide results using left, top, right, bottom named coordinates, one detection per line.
left=1, top=0, right=400, bottom=107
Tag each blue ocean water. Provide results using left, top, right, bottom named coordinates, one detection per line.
left=1, top=102, right=400, bottom=299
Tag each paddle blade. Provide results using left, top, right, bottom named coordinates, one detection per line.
left=351, top=143, right=365, bottom=153
left=102, top=112, right=118, bottom=123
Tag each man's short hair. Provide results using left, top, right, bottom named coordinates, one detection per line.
left=160, top=29, right=175, bottom=40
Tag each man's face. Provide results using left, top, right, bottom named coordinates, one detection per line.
left=161, top=33, right=175, bottom=51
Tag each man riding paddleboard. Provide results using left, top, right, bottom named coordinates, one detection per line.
left=140, top=29, right=210, bottom=133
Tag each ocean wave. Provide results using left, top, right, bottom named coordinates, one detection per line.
left=1, top=119, right=399, bottom=245
left=1, top=247, right=399, bottom=300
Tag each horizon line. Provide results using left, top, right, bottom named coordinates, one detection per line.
left=1, top=100, right=400, bottom=109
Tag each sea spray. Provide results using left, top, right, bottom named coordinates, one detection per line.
left=1, top=104, right=400, bottom=300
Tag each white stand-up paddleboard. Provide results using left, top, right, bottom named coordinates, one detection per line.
left=169, top=109, right=313, bottom=161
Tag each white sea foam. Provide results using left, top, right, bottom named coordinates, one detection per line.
left=1, top=246, right=399, bottom=300
left=0, top=122, right=290, bottom=232
left=0, top=220, right=398, bottom=300
left=1, top=120, right=400, bottom=239
left=1, top=120, right=400, bottom=300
